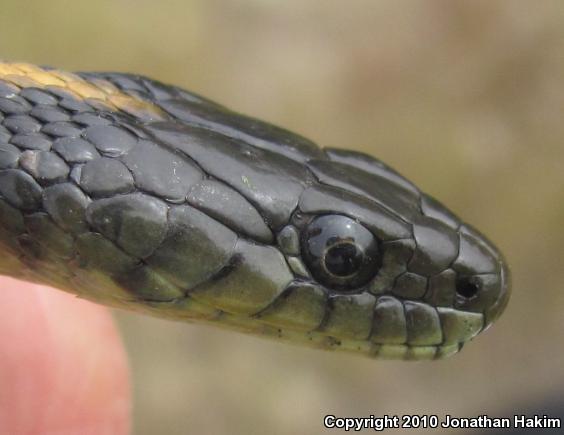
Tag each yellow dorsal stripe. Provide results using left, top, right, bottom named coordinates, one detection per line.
left=0, top=61, right=166, bottom=121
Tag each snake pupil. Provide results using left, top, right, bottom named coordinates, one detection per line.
left=324, top=242, right=363, bottom=277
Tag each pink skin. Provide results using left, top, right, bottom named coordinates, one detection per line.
left=0, top=277, right=131, bottom=435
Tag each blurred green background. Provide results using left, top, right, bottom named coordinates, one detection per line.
left=2, top=1, right=563, bottom=434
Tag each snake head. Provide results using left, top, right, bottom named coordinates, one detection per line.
left=0, top=63, right=510, bottom=360
left=263, top=148, right=511, bottom=359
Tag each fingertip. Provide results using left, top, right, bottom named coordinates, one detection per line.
left=0, top=277, right=131, bottom=434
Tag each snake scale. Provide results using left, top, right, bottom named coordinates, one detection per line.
left=0, top=62, right=510, bottom=360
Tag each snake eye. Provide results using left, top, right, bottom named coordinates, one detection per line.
left=301, top=215, right=381, bottom=290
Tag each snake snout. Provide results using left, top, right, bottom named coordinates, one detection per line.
left=450, top=225, right=511, bottom=330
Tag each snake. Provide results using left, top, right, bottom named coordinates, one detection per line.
left=0, top=62, right=510, bottom=360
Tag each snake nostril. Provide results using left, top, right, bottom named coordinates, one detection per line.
left=455, top=277, right=480, bottom=299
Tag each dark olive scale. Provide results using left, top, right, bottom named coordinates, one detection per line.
left=393, top=272, right=427, bottom=299
left=68, top=166, right=82, bottom=185
left=30, top=105, right=71, bottom=123
left=83, top=125, right=137, bottom=156
left=0, top=95, right=30, bottom=114
left=52, top=137, right=100, bottom=163
left=3, top=115, right=42, bottom=135
left=19, top=88, right=58, bottom=106
left=41, top=183, right=90, bottom=234
left=105, top=74, right=147, bottom=92
left=58, top=98, right=92, bottom=113
left=0, top=81, right=19, bottom=98
left=79, top=158, right=135, bottom=197
left=23, top=212, right=75, bottom=259
left=86, top=193, right=169, bottom=259
left=0, top=143, right=20, bottom=169
left=0, top=67, right=510, bottom=360
left=0, top=125, right=11, bottom=142
left=71, top=113, right=112, bottom=127
left=0, top=169, right=42, bottom=210
left=276, top=225, right=300, bottom=256
left=19, top=150, right=70, bottom=185
left=186, top=179, right=273, bottom=243
left=0, top=197, right=25, bottom=235
left=41, top=121, right=83, bottom=138
left=146, top=204, right=238, bottom=290
left=43, top=85, right=78, bottom=100
left=121, top=139, right=203, bottom=202
left=371, top=296, right=407, bottom=344
left=10, top=133, right=52, bottom=151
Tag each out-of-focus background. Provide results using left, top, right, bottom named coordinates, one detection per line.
left=1, top=1, right=563, bottom=434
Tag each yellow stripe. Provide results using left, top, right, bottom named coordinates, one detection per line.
left=0, top=61, right=166, bottom=121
